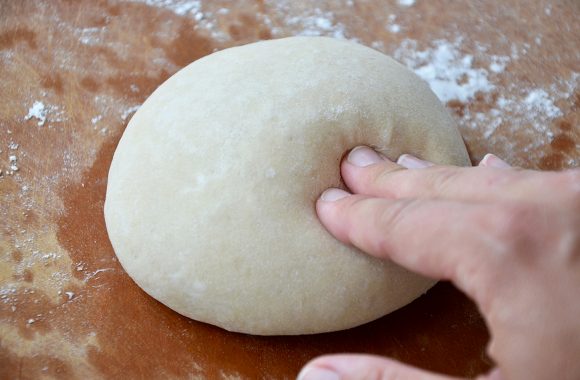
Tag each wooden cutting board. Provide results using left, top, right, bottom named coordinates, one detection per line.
left=1, top=1, right=578, bottom=378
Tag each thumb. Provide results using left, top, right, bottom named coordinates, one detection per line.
left=297, top=354, right=468, bottom=380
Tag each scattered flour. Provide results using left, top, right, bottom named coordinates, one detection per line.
left=455, top=73, right=577, bottom=152
left=523, top=89, right=562, bottom=119
left=121, top=105, right=141, bottom=120
left=393, top=36, right=576, bottom=165
left=261, top=3, right=350, bottom=40
left=134, top=0, right=202, bottom=16
left=489, top=55, right=510, bottom=73
left=127, top=0, right=226, bottom=39
left=397, top=0, right=416, bottom=6
left=91, top=115, right=103, bottom=124
left=23, top=101, right=65, bottom=128
left=128, top=0, right=353, bottom=41
left=24, top=101, right=48, bottom=126
left=270, top=0, right=355, bottom=39
left=77, top=27, right=103, bottom=45
left=9, top=155, right=19, bottom=173
left=395, top=39, right=498, bottom=102
left=282, top=7, right=347, bottom=39
left=387, top=15, right=401, bottom=33
left=388, top=24, right=401, bottom=33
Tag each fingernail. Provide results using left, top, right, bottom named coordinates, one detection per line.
left=480, top=153, right=511, bottom=168
left=397, top=154, right=433, bottom=169
left=297, top=366, right=340, bottom=380
left=347, top=146, right=382, bottom=167
left=320, top=188, right=350, bottom=202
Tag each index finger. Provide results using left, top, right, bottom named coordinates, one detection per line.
left=341, top=146, right=578, bottom=207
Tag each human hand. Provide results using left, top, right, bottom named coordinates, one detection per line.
left=298, top=146, right=580, bottom=380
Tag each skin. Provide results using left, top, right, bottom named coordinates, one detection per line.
left=298, top=146, right=580, bottom=380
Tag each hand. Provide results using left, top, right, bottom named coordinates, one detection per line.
left=298, top=146, right=580, bottom=380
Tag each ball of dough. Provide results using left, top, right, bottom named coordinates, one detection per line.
left=105, top=37, right=469, bottom=335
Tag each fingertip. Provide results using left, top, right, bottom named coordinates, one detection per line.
left=297, top=365, right=339, bottom=380
left=485, top=368, right=504, bottom=380
left=297, top=356, right=344, bottom=380
left=346, top=146, right=383, bottom=167
left=480, top=153, right=511, bottom=169
left=316, top=189, right=357, bottom=246
left=319, top=188, right=351, bottom=202
left=340, top=147, right=401, bottom=194
left=316, top=188, right=349, bottom=230
left=298, top=354, right=453, bottom=380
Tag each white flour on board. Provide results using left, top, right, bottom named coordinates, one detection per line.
left=23, top=101, right=66, bottom=128
left=261, top=0, right=354, bottom=40
left=397, top=0, right=416, bottom=6
left=282, top=7, right=347, bottom=39
left=523, top=89, right=562, bottom=119
left=121, top=105, right=141, bottom=120
left=128, top=0, right=353, bottom=41
left=76, top=27, right=104, bottom=45
left=387, top=15, right=401, bottom=33
left=393, top=37, right=577, bottom=164
left=24, top=101, right=48, bottom=126
left=127, top=0, right=227, bottom=40
left=135, top=0, right=202, bottom=16
left=394, top=38, right=509, bottom=103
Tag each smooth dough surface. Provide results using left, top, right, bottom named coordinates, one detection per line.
left=105, top=37, right=470, bottom=335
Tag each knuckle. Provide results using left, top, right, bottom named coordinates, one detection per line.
left=494, top=204, right=527, bottom=235
left=375, top=199, right=419, bottom=253
left=430, top=167, right=461, bottom=193
left=535, top=170, right=580, bottom=209
left=563, top=168, right=580, bottom=185
left=483, top=204, right=535, bottom=252
left=560, top=222, right=580, bottom=264
left=479, top=166, right=518, bottom=191
left=377, top=199, right=416, bottom=230
left=374, top=166, right=407, bottom=196
left=343, top=197, right=378, bottom=243
left=348, top=196, right=374, bottom=217
left=486, top=337, right=502, bottom=368
left=341, top=197, right=367, bottom=226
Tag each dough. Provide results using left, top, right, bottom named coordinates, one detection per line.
left=104, top=37, right=469, bottom=335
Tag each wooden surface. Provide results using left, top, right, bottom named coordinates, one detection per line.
left=0, top=0, right=578, bottom=379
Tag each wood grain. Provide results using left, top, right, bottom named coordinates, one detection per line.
left=0, top=0, right=577, bottom=378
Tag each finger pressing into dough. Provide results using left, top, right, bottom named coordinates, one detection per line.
left=298, top=354, right=465, bottom=380
left=339, top=145, right=404, bottom=197
left=316, top=191, right=510, bottom=303
left=341, top=147, right=574, bottom=205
